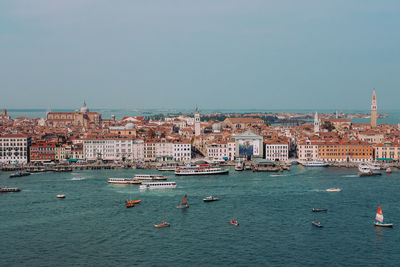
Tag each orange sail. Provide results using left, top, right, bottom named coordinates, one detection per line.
left=376, top=206, right=384, bottom=223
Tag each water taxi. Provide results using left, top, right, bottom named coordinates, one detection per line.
left=175, top=164, right=229, bottom=176
left=133, top=174, right=167, bottom=181
left=108, top=178, right=142, bottom=184
left=139, top=181, right=177, bottom=190
left=0, top=187, right=20, bottom=193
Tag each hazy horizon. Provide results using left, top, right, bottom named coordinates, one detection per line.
left=1, top=1, right=399, bottom=109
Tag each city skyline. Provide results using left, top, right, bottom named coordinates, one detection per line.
left=1, top=1, right=400, bottom=109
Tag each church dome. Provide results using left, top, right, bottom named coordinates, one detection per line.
left=125, top=123, right=135, bottom=129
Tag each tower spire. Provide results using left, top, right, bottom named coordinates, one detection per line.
left=370, top=89, right=377, bottom=128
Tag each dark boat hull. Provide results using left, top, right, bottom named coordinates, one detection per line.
left=312, top=222, right=323, bottom=228
left=373, top=222, right=393, bottom=227
left=175, top=170, right=229, bottom=176
left=312, top=209, right=328, bottom=212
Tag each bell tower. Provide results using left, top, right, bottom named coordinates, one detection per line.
left=370, top=89, right=377, bottom=128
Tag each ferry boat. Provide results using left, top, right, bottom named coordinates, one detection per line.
left=302, top=160, right=329, bottom=167
left=0, top=187, right=20, bottom=193
left=235, top=161, right=244, bottom=171
left=358, top=163, right=381, bottom=176
left=133, top=174, right=167, bottom=181
left=108, top=178, right=142, bottom=184
left=139, top=181, right=177, bottom=190
left=175, top=164, right=229, bottom=176
left=9, top=171, right=31, bottom=178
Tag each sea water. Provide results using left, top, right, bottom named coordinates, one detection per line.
left=1, top=166, right=400, bottom=266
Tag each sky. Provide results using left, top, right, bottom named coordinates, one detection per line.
left=0, top=0, right=399, bottom=110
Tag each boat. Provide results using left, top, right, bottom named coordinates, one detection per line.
left=108, top=178, right=142, bottom=184
left=359, top=171, right=382, bottom=177
left=125, top=194, right=141, bottom=208
left=302, top=160, right=329, bottom=167
left=234, top=160, right=244, bottom=171
left=358, top=163, right=371, bottom=173
left=176, top=194, right=190, bottom=208
left=312, top=209, right=328, bottom=212
left=139, top=181, right=177, bottom=190
left=57, top=194, right=66, bottom=198
left=154, top=213, right=170, bottom=228
left=9, top=171, right=31, bottom=178
left=373, top=206, right=393, bottom=227
left=133, top=174, right=167, bottom=181
left=175, top=164, right=229, bottom=176
left=326, top=188, right=341, bottom=192
left=386, top=168, right=392, bottom=174
left=203, top=196, right=219, bottom=202
left=156, top=162, right=179, bottom=171
left=312, top=221, right=323, bottom=228
left=368, top=161, right=384, bottom=170
left=229, top=219, right=239, bottom=226
left=0, top=187, right=20, bottom=193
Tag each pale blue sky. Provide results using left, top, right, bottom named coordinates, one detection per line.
left=0, top=0, right=399, bottom=110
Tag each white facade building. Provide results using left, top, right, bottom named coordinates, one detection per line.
left=297, top=140, right=320, bottom=161
left=173, top=141, right=191, bottom=162
left=0, top=134, right=31, bottom=164
left=265, top=142, right=289, bottom=161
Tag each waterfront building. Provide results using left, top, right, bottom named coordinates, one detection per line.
left=318, top=141, right=373, bottom=162
left=30, top=141, right=56, bottom=163
left=144, top=140, right=156, bottom=162
left=374, top=142, right=400, bottom=161
left=46, top=102, right=102, bottom=128
left=155, top=141, right=173, bottom=162
left=0, top=134, right=31, bottom=164
left=172, top=140, right=191, bottom=162
left=314, top=112, right=320, bottom=134
left=206, top=140, right=229, bottom=162
left=296, top=139, right=321, bottom=161
left=233, top=130, right=264, bottom=159
left=265, top=139, right=289, bottom=162
left=371, top=89, right=378, bottom=128
left=195, top=107, right=201, bottom=136
left=83, top=137, right=118, bottom=161
left=132, top=139, right=145, bottom=161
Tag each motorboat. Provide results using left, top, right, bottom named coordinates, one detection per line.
left=57, top=194, right=66, bottom=198
left=230, top=219, right=239, bottom=226
left=9, top=171, right=31, bottom=178
left=312, top=209, right=328, bottom=212
left=203, top=196, right=219, bottom=202
left=386, top=168, right=392, bottom=174
left=326, top=188, right=341, bottom=192
left=154, top=213, right=170, bottom=228
left=368, top=161, right=384, bottom=170
left=302, top=161, right=329, bottom=167
left=0, top=187, right=20, bottom=193
left=358, top=163, right=371, bottom=173
left=312, top=221, right=323, bottom=228
left=235, top=161, right=244, bottom=171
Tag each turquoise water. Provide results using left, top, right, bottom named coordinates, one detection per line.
left=1, top=166, right=400, bottom=266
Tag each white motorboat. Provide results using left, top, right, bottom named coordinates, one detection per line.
left=234, top=161, right=244, bottom=171
left=368, top=161, right=384, bottom=170
left=358, top=163, right=371, bottom=173
left=326, top=188, right=341, bottom=192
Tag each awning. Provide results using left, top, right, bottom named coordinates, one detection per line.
left=376, top=158, right=393, bottom=161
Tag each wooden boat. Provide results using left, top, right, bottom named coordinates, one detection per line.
left=176, top=194, right=190, bottom=208
left=312, top=208, right=328, bottom=212
left=57, top=194, right=66, bottom=198
left=373, top=206, right=393, bottom=228
left=312, top=221, right=323, bottom=227
left=386, top=168, right=392, bottom=174
left=203, top=196, right=219, bottom=202
left=9, top=171, right=31, bottom=178
left=154, top=213, right=170, bottom=228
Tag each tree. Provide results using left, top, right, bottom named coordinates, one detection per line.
left=322, top=121, right=335, bottom=132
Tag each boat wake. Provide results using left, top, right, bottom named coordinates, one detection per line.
left=71, top=177, right=85, bottom=181
left=343, top=175, right=358, bottom=178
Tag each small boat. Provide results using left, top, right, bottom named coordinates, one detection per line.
left=386, top=168, right=392, bottom=174
left=125, top=194, right=141, bottom=208
left=154, top=213, right=170, bottom=228
left=176, top=194, right=190, bottom=208
left=230, top=219, right=239, bottom=226
left=312, top=208, right=328, bottom=212
left=126, top=203, right=135, bottom=208
left=9, top=171, right=31, bottom=178
left=312, top=221, right=323, bottom=228
left=373, top=206, right=393, bottom=228
left=302, top=160, right=329, bottom=167
left=203, top=196, right=219, bottom=202
left=359, top=171, right=382, bottom=177
left=57, top=194, right=66, bottom=198
left=326, top=188, right=341, bottom=192
left=0, top=187, right=21, bottom=193
left=235, top=160, right=244, bottom=171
